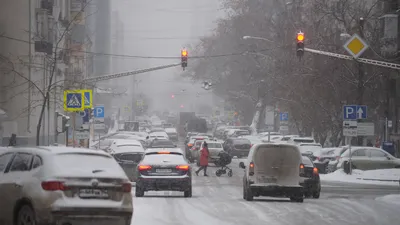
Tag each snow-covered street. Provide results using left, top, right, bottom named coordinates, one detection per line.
left=132, top=158, right=400, bottom=225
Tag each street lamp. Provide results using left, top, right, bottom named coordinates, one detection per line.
left=243, top=36, right=274, bottom=43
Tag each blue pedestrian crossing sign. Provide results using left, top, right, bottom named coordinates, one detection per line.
left=82, top=89, right=93, bottom=109
left=64, top=90, right=84, bottom=112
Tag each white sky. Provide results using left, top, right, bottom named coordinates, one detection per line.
left=111, top=0, right=224, bottom=112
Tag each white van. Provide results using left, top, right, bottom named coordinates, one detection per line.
left=239, top=143, right=304, bottom=202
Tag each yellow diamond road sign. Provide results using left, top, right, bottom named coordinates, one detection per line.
left=343, top=34, right=369, bottom=58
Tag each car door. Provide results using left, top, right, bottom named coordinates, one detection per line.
left=1, top=152, right=33, bottom=225
left=115, top=152, right=143, bottom=182
left=351, top=149, right=369, bottom=170
left=0, top=152, right=16, bottom=224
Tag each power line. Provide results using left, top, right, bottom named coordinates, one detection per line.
left=0, top=34, right=291, bottom=59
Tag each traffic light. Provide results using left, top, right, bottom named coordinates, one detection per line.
left=171, top=94, right=175, bottom=98
left=296, top=32, right=305, bottom=57
left=181, top=49, right=188, bottom=70
left=55, top=111, right=70, bottom=133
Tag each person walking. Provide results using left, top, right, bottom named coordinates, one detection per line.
left=195, top=142, right=209, bottom=176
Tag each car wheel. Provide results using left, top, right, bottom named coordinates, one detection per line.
left=290, top=196, right=304, bottom=203
left=244, top=183, right=254, bottom=201
left=313, top=191, right=320, bottom=199
left=17, top=204, right=36, bottom=225
left=135, top=187, right=144, bottom=197
left=184, top=186, right=192, bottom=197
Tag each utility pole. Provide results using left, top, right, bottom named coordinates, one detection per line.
left=357, top=18, right=366, bottom=146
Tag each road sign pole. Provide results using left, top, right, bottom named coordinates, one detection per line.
left=54, top=112, right=58, bottom=145
left=385, top=117, right=389, bottom=141
left=348, top=137, right=352, bottom=175
left=72, top=113, right=76, bottom=148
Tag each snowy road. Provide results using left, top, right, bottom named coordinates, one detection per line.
left=132, top=153, right=400, bottom=225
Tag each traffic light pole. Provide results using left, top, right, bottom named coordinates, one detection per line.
left=82, top=63, right=181, bottom=83
left=304, top=48, right=400, bottom=70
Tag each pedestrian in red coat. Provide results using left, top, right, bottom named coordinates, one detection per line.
left=195, top=142, right=209, bottom=176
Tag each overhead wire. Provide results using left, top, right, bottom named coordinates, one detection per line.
left=0, top=34, right=292, bottom=60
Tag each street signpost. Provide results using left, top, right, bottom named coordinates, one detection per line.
left=93, top=105, right=106, bottom=142
left=343, top=120, right=358, bottom=175
left=343, top=105, right=367, bottom=120
left=343, top=34, right=369, bottom=59
left=75, top=131, right=90, bottom=140
left=343, top=121, right=358, bottom=137
left=82, top=89, right=93, bottom=109
left=79, top=109, right=89, bottom=123
left=357, top=122, right=375, bottom=136
left=64, top=90, right=84, bottom=112
left=279, top=112, right=289, bottom=121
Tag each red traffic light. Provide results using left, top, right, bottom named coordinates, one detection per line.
left=171, top=94, right=175, bottom=98
left=296, top=32, right=304, bottom=42
left=180, top=104, right=184, bottom=108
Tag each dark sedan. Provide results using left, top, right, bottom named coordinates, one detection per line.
left=135, top=149, right=192, bottom=197
left=300, top=155, right=321, bottom=199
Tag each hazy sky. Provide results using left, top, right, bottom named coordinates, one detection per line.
left=111, top=0, right=224, bottom=112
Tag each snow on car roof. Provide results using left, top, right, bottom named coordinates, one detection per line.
left=149, top=131, right=168, bottom=136
left=113, top=145, right=145, bottom=153
left=112, top=139, right=142, bottom=146
left=1, top=146, right=111, bottom=156
left=145, top=147, right=183, bottom=154
left=142, top=153, right=186, bottom=164
left=165, top=128, right=177, bottom=133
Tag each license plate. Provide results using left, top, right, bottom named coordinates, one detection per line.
left=79, top=189, right=109, bottom=198
left=258, top=176, right=277, bottom=183
left=156, top=169, right=172, bottom=173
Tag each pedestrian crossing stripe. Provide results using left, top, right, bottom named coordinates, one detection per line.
left=64, top=90, right=84, bottom=112
left=82, top=89, right=93, bottom=109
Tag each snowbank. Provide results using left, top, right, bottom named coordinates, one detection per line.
left=376, top=194, right=400, bottom=206
left=321, top=169, right=400, bottom=186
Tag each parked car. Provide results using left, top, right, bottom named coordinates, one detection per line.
left=165, top=128, right=179, bottom=141
left=337, top=147, right=400, bottom=170
left=239, top=143, right=304, bottom=202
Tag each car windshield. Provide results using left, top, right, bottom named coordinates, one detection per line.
left=302, top=156, right=314, bottom=166
left=233, top=139, right=251, bottom=145
left=52, top=153, right=123, bottom=176
left=142, top=154, right=186, bottom=164
left=114, top=153, right=143, bottom=163
left=207, top=143, right=222, bottom=148
left=149, top=140, right=175, bottom=148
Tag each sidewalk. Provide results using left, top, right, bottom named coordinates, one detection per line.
left=320, top=169, right=400, bottom=187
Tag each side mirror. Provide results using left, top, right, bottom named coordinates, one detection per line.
left=239, top=162, right=245, bottom=169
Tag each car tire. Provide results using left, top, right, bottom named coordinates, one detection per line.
left=135, top=187, right=145, bottom=197
left=244, top=183, right=254, bottom=201
left=313, top=191, right=320, bottom=199
left=17, top=204, right=36, bottom=225
left=290, top=196, right=304, bottom=203
left=184, top=186, right=192, bottom=198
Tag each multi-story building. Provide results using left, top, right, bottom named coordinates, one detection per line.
left=0, top=0, right=71, bottom=145
left=0, top=0, right=94, bottom=146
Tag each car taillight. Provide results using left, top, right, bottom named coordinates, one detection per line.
left=249, top=162, right=255, bottom=176
left=158, top=151, right=170, bottom=154
left=188, top=144, right=193, bottom=147
left=138, top=165, right=152, bottom=171
left=313, top=167, right=318, bottom=175
left=299, top=164, right=305, bottom=174
left=176, top=165, right=189, bottom=171
left=122, top=182, right=132, bottom=192
left=41, top=181, right=69, bottom=191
